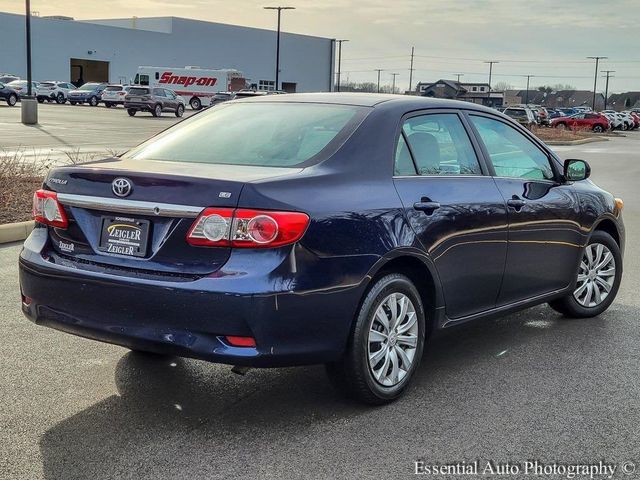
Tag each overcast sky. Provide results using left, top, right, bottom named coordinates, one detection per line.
left=2, top=0, right=639, bottom=92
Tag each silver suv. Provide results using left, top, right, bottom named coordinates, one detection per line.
left=124, top=86, right=186, bottom=117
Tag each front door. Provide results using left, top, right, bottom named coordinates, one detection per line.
left=467, top=114, right=584, bottom=305
left=393, top=112, right=508, bottom=319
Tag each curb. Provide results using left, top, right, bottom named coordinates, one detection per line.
left=545, top=137, right=609, bottom=146
left=0, top=221, right=34, bottom=244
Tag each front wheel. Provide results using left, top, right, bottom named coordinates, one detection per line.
left=37, top=97, right=45, bottom=103
left=325, top=273, right=426, bottom=404
left=592, top=125, right=604, bottom=133
left=549, top=230, right=622, bottom=318
left=189, top=97, right=202, bottom=110
left=56, top=92, right=65, bottom=104
left=69, top=101, right=77, bottom=105
left=127, top=109, right=136, bottom=117
left=104, top=102, right=112, bottom=108
left=7, top=94, right=17, bottom=106
left=89, top=96, right=98, bottom=107
left=175, top=104, right=184, bottom=117
left=555, top=122, right=566, bottom=130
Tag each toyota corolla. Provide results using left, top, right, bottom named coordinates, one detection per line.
left=19, top=93, right=625, bottom=404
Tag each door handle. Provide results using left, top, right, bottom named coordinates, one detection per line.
left=507, top=197, right=526, bottom=211
left=413, top=201, right=441, bottom=215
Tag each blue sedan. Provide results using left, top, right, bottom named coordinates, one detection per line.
left=19, top=93, right=625, bottom=404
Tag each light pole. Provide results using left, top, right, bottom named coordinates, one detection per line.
left=408, top=46, right=415, bottom=92
left=375, top=69, right=383, bottom=93
left=335, top=39, right=348, bottom=92
left=602, top=70, right=615, bottom=110
left=264, top=6, right=295, bottom=91
left=484, top=61, right=498, bottom=104
left=390, top=73, right=399, bottom=94
left=21, top=0, right=37, bottom=124
left=587, top=56, right=607, bottom=111
left=454, top=73, right=464, bottom=83
left=524, top=74, right=534, bottom=105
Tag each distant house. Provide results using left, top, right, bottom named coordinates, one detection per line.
left=504, top=89, right=605, bottom=110
left=607, top=92, right=640, bottom=111
left=416, top=79, right=504, bottom=107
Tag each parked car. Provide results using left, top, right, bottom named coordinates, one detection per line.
left=551, top=112, right=609, bottom=132
left=20, top=94, right=625, bottom=404
left=124, top=86, right=185, bottom=117
left=36, top=81, right=75, bottom=104
left=602, top=112, right=624, bottom=130
left=0, top=82, right=19, bottom=106
left=546, top=109, right=564, bottom=120
left=621, top=111, right=639, bottom=130
left=502, top=106, right=537, bottom=128
left=535, top=106, right=550, bottom=125
left=101, top=85, right=130, bottom=107
left=0, top=74, right=19, bottom=84
left=209, top=91, right=236, bottom=107
left=6, top=80, right=44, bottom=98
left=67, top=82, right=108, bottom=106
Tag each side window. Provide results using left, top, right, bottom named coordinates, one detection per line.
left=470, top=115, right=554, bottom=180
left=401, top=113, right=481, bottom=176
left=394, top=135, right=416, bottom=176
left=165, top=89, right=176, bottom=98
left=153, top=88, right=165, bottom=97
left=140, top=74, right=149, bottom=86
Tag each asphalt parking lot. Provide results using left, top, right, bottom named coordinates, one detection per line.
left=1, top=105, right=640, bottom=479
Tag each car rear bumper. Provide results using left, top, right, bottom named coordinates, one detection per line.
left=19, top=228, right=371, bottom=367
left=124, top=102, right=152, bottom=110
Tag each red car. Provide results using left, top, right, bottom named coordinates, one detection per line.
left=551, top=112, right=609, bottom=132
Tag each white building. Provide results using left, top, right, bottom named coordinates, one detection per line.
left=0, top=11, right=334, bottom=93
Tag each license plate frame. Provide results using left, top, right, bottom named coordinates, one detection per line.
left=98, top=216, right=150, bottom=258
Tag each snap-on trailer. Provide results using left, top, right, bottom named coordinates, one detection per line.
left=133, top=66, right=247, bottom=110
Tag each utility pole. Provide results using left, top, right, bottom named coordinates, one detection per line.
left=408, top=46, right=415, bottom=93
left=587, top=56, right=607, bottom=111
left=484, top=61, right=499, bottom=105
left=390, top=73, right=399, bottom=94
left=21, top=0, right=37, bottom=124
left=335, top=39, right=348, bottom=92
left=602, top=70, right=615, bottom=110
left=454, top=73, right=464, bottom=83
left=264, top=6, right=295, bottom=91
left=375, top=69, right=384, bottom=93
left=524, top=74, right=534, bottom=105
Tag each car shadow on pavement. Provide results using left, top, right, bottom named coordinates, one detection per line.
left=37, top=302, right=634, bottom=479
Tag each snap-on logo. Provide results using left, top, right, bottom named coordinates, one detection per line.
left=159, top=72, right=218, bottom=87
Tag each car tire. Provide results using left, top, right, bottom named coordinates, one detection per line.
left=189, top=97, right=202, bottom=110
left=89, top=96, right=98, bottom=107
left=622, top=123, right=628, bottom=131
left=56, top=93, right=65, bottom=104
left=325, top=273, right=426, bottom=405
left=548, top=230, right=622, bottom=318
left=37, top=97, right=44, bottom=104
left=104, top=102, right=112, bottom=108
left=7, top=94, right=17, bottom=106
left=69, top=101, right=76, bottom=105
left=175, top=104, right=184, bottom=117
left=127, top=109, right=136, bottom=117
left=592, top=125, right=604, bottom=133
left=555, top=122, right=566, bottom=129
left=152, top=104, right=162, bottom=117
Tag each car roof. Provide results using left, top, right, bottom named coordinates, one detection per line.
left=236, top=92, right=500, bottom=113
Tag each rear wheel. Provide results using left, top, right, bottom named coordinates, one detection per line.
left=152, top=104, right=162, bottom=117
left=592, top=124, right=604, bottom=133
left=127, top=108, right=136, bottom=117
left=175, top=104, right=184, bottom=117
left=37, top=97, right=45, bottom=103
left=69, top=101, right=77, bottom=105
left=7, top=94, right=17, bottom=106
left=555, top=122, right=566, bottom=130
left=189, top=97, right=202, bottom=110
left=549, top=230, right=621, bottom=318
left=56, top=92, right=65, bottom=104
left=325, top=274, right=425, bottom=404
left=104, top=102, right=112, bottom=108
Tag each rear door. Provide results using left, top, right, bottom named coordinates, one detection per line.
left=467, top=113, right=584, bottom=305
left=393, top=111, right=508, bottom=319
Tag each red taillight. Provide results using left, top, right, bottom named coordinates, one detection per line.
left=32, top=189, right=68, bottom=228
left=224, top=336, right=256, bottom=347
left=186, top=208, right=309, bottom=248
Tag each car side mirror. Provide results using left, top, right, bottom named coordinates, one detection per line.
left=564, top=159, right=591, bottom=182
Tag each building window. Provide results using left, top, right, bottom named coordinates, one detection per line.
left=480, top=86, right=485, bottom=92
left=258, top=80, right=276, bottom=91
left=472, top=86, right=477, bottom=92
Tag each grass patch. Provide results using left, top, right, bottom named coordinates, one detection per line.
left=530, top=125, right=593, bottom=142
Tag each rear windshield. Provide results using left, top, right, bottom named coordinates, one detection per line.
left=40, top=82, right=55, bottom=87
left=79, top=83, right=100, bottom=90
left=104, top=86, right=122, bottom=91
left=124, top=102, right=367, bottom=167
left=128, top=87, right=149, bottom=95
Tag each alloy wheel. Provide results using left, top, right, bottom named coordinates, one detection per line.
left=573, top=243, right=616, bottom=308
left=367, top=293, right=419, bottom=387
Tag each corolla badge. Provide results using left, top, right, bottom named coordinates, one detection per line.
left=112, top=178, right=132, bottom=197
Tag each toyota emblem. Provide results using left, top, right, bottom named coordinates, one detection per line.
left=112, top=178, right=132, bottom=197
